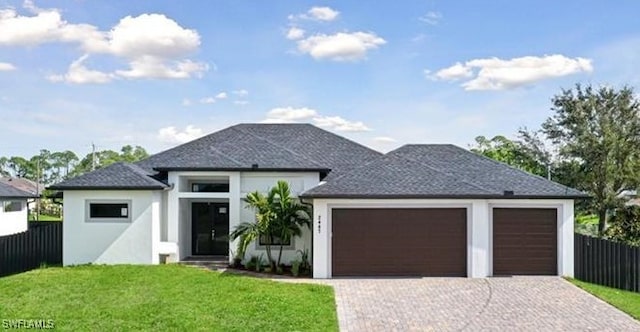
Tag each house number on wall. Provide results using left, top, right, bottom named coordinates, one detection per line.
left=317, top=215, right=321, bottom=234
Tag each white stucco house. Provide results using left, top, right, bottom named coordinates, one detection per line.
left=0, top=181, right=36, bottom=236
left=50, top=123, right=587, bottom=278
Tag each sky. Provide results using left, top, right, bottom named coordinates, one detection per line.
left=0, top=0, right=638, bottom=159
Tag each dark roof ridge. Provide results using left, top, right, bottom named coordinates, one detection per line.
left=390, top=145, right=496, bottom=194
left=232, top=124, right=328, bottom=169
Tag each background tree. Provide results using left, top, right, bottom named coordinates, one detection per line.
left=470, top=135, right=547, bottom=177
left=542, top=84, right=640, bottom=235
left=0, top=157, right=10, bottom=177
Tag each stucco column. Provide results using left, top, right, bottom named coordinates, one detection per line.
left=150, top=191, right=162, bottom=264
left=470, top=200, right=490, bottom=278
left=560, top=200, right=575, bottom=277
left=312, top=200, right=330, bottom=278
left=166, top=172, right=180, bottom=260
left=228, top=172, right=241, bottom=263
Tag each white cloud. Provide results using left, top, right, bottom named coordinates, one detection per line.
left=290, top=6, right=340, bottom=22
left=265, top=106, right=318, bottom=122
left=232, top=89, right=248, bottom=97
left=429, top=62, right=472, bottom=81
left=0, top=3, right=208, bottom=83
left=433, top=54, right=593, bottom=90
left=46, top=54, right=113, bottom=84
left=263, top=106, right=371, bottom=132
left=373, top=136, right=397, bottom=143
left=234, top=100, right=249, bottom=106
left=419, top=11, right=442, bottom=25
left=286, top=26, right=305, bottom=40
left=297, top=31, right=386, bottom=61
left=115, top=57, right=208, bottom=79
left=313, top=115, right=371, bottom=132
left=215, top=92, right=227, bottom=99
left=182, top=98, right=192, bottom=107
left=199, top=97, right=216, bottom=104
left=307, top=7, right=340, bottom=21
left=157, top=125, right=203, bottom=144
left=0, top=62, right=16, bottom=71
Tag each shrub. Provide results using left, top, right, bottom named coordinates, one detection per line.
left=606, top=206, right=640, bottom=246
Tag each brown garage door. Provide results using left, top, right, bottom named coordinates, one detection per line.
left=331, top=208, right=467, bottom=277
left=493, top=208, right=557, bottom=275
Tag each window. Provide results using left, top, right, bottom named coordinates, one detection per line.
left=2, top=201, right=22, bottom=212
left=86, top=200, right=131, bottom=222
left=258, top=234, right=291, bottom=246
left=191, top=182, right=229, bottom=193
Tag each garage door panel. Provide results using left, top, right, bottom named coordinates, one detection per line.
left=332, top=208, right=467, bottom=277
left=493, top=208, right=557, bottom=275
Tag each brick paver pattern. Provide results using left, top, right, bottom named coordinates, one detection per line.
left=307, top=277, right=640, bottom=332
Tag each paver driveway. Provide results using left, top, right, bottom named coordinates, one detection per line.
left=321, top=277, right=640, bottom=332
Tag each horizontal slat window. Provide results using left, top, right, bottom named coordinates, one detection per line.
left=86, top=200, right=131, bottom=222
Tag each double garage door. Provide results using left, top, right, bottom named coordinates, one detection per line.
left=331, top=207, right=557, bottom=277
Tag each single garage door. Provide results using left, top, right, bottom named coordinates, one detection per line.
left=331, top=208, right=467, bottom=277
left=493, top=208, right=557, bottom=275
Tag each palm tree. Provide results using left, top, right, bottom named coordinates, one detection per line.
left=230, top=181, right=311, bottom=269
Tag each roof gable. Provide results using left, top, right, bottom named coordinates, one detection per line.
left=136, top=123, right=382, bottom=179
left=49, top=162, right=168, bottom=190
left=302, top=144, right=587, bottom=199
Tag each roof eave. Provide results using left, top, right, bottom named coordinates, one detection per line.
left=153, top=167, right=331, bottom=173
left=47, top=186, right=168, bottom=191
left=299, top=193, right=591, bottom=200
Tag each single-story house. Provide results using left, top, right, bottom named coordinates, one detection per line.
left=50, top=123, right=587, bottom=278
left=0, top=182, right=36, bottom=236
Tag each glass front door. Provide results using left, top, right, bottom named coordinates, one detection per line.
left=192, top=202, right=229, bottom=255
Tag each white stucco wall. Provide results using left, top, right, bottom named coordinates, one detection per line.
left=0, top=199, right=28, bottom=236
left=312, top=198, right=574, bottom=279
left=63, top=190, right=161, bottom=265
left=239, top=172, right=319, bottom=265
left=164, top=171, right=318, bottom=264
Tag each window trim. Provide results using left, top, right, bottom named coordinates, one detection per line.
left=85, top=199, right=132, bottom=223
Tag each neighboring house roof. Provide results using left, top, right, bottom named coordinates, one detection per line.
left=301, top=144, right=588, bottom=199
left=0, top=177, right=44, bottom=195
left=48, top=162, right=168, bottom=190
left=0, top=181, right=37, bottom=198
left=135, top=123, right=382, bottom=180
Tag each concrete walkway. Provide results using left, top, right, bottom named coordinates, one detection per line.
left=315, top=277, right=640, bottom=332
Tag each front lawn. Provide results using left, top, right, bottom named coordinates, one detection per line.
left=569, top=279, right=640, bottom=320
left=0, top=265, right=338, bottom=331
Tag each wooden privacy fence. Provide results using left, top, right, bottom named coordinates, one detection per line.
left=575, top=233, right=640, bottom=292
left=0, top=222, right=62, bottom=277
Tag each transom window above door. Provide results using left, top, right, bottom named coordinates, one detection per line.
left=191, top=182, right=230, bottom=193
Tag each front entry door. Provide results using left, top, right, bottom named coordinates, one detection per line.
left=192, top=202, right=229, bottom=255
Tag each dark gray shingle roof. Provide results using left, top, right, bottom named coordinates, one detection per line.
left=0, top=182, right=37, bottom=198
left=301, top=144, right=588, bottom=199
left=136, top=123, right=382, bottom=180
left=49, top=162, right=168, bottom=190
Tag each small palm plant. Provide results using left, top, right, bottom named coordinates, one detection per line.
left=230, top=181, right=311, bottom=270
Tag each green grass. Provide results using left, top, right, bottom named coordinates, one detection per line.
left=576, top=214, right=599, bottom=225
left=0, top=265, right=338, bottom=331
left=569, top=279, right=640, bottom=320
left=28, top=214, right=62, bottom=222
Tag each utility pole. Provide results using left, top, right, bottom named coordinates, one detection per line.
left=91, top=143, right=96, bottom=171
left=36, top=157, right=40, bottom=222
